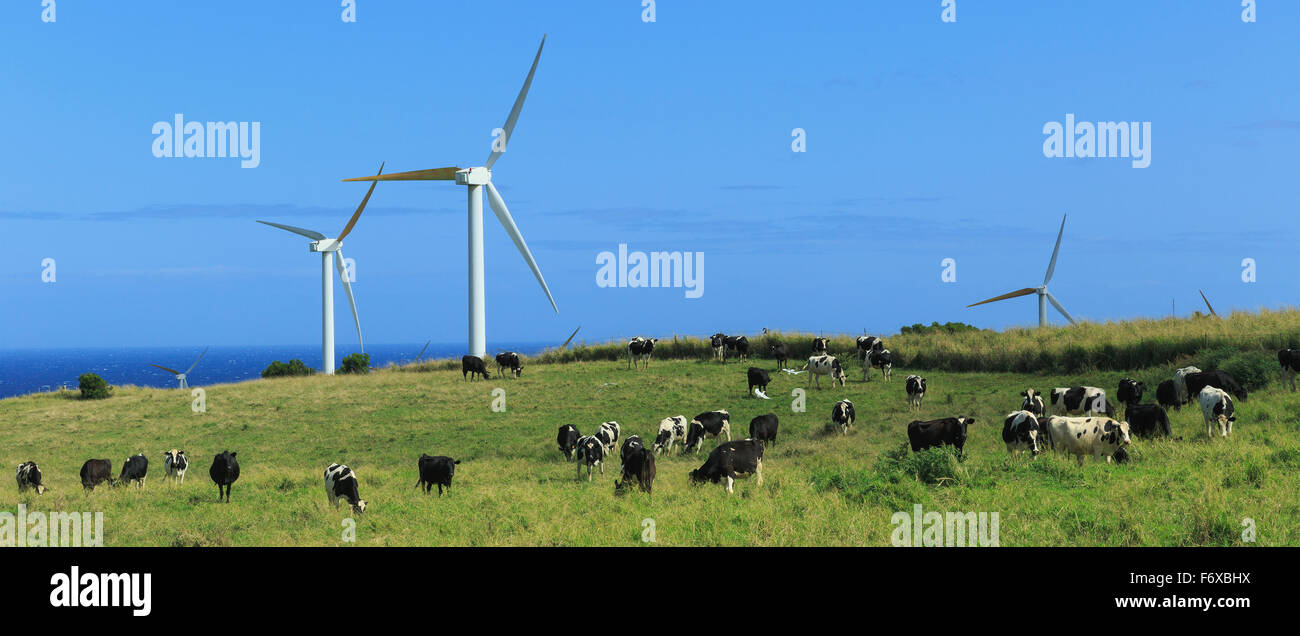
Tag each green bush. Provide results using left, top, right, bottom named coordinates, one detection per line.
left=338, top=353, right=371, bottom=375
left=874, top=443, right=963, bottom=486
left=1198, top=347, right=1275, bottom=391
left=261, top=359, right=315, bottom=378
left=78, top=373, right=112, bottom=400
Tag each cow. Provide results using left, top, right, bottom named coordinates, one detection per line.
left=906, top=417, right=976, bottom=458
left=1020, top=389, right=1045, bottom=417
left=416, top=454, right=460, bottom=495
left=574, top=435, right=606, bottom=480
left=1126, top=404, right=1173, bottom=439
left=689, top=439, right=764, bottom=494
left=1184, top=370, right=1247, bottom=403
left=1045, top=416, right=1131, bottom=465
left=117, top=453, right=148, bottom=488
left=749, top=413, right=779, bottom=447
left=653, top=416, right=688, bottom=455
left=557, top=424, right=581, bottom=460
left=768, top=341, right=789, bottom=369
left=163, top=449, right=188, bottom=484
left=1281, top=348, right=1300, bottom=392
left=684, top=410, right=732, bottom=453
left=324, top=463, right=367, bottom=514
left=16, top=461, right=46, bottom=494
left=1116, top=378, right=1145, bottom=407
left=494, top=352, right=523, bottom=378
left=1173, top=366, right=1202, bottom=403
left=594, top=421, right=622, bottom=457
left=856, top=336, right=883, bottom=364
left=1156, top=380, right=1180, bottom=411
left=1113, top=447, right=1131, bottom=464
left=725, top=335, right=750, bottom=360
left=710, top=333, right=727, bottom=361
left=615, top=443, right=656, bottom=495
left=831, top=399, right=855, bottom=435
left=747, top=366, right=771, bottom=398
left=1001, top=411, right=1042, bottom=456
left=461, top=355, right=490, bottom=381
left=865, top=349, right=893, bottom=382
left=1198, top=386, right=1236, bottom=438
left=803, top=354, right=846, bottom=389
left=1049, top=387, right=1115, bottom=419
left=905, top=375, right=927, bottom=409
left=209, top=451, right=239, bottom=503
left=811, top=337, right=829, bottom=355
left=627, top=337, right=659, bottom=370
left=620, top=435, right=645, bottom=465
left=80, top=459, right=113, bottom=491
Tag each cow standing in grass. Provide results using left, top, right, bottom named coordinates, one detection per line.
left=1198, top=387, right=1236, bottom=438
left=16, top=461, right=46, bottom=494
left=1156, top=380, right=1180, bottom=411
left=594, top=421, right=622, bottom=458
left=803, top=355, right=846, bottom=389
left=461, top=355, right=490, bottom=381
left=118, top=454, right=148, bottom=488
left=905, top=375, right=927, bottom=409
left=416, top=454, right=460, bottom=495
left=557, top=424, right=580, bottom=460
left=749, top=414, right=779, bottom=447
left=574, top=435, right=605, bottom=480
left=627, top=337, right=659, bottom=370
left=494, top=352, right=523, bottom=378
left=324, top=463, right=367, bottom=514
left=831, top=400, right=855, bottom=435
left=653, top=416, right=688, bottom=455
left=811, top=337, right=829, bottom=355
left=1045, top=416, right=1130, bottom=464
left=768, top=341, right=789, bottom=369
left=725, top=335, right=750, bottom=361
left=907, top=417, right=976, bottom=458
left=81, top=459, right=113, bottom=491
left=1173, top=366, right=1202, bottom=404
left=866, top=349, right=893, bottom=382
left=209, top=451, right=239, bottom=503
left=1020, top=389, right=1045, bottom=417
left=710, top=334, right=727, bottom=361
left=684, top=411, right=732, bottom=454
left=1126, top=404, right=1173, bottom=439
left=689, top=439, right=764, bottom=495
left=747, top=366, right=771, bottom=398
left=616, top=440, right=655, bottom=495
left=1001, top=411, right=1042, bottom=456
left=163, top=449, right=188, bottom=484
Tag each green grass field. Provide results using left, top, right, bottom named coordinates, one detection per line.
left=2, top=335, right=1298, bottom=546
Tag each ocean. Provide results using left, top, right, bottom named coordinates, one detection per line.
left=0, top=342, right=551, bottom=400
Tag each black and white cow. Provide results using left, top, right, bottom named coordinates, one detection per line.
left=749, top=413, right=779, bottom=447
left=725, top=335, right=750, bottom=360
left=865, top=349, right=893, bottom=382
left=118, top=454, right=148, bottom=488
left=710, top=333, right=727, bottom=361
left=1155, top=380, right=1180, bottom=411
left=1173, top=366, right=1202, bottom=403
left=594, top=421, right=622, bottom=457
left=1045, top=416, right=1130, bottom=464
left=803, top=354, right=846, bottom=389
left=811, top=337, right=829, bottom=355
left=768, top=341, right=789, bottom=369
left=684, top=410, right=732, bottom=453
left=856, top=336, right=883, bottom=364
left=324, top=463, right=367, bottom=513
left=831, top=399, right=855, bottom=435
left=689, top=439, right=764, bottom=494
left=1020, top=389, right=1045, bottom=417
left=1001, top=411, right=1042, bottom=456
left=905, top=375, right=927, bottom=409
left=653, top=415, right=688, bottom=455
left=747, top=366, right=771, bottom=398
left=1116, top=378, right=1145, bottom=407
left=627, top=337, right=659, bottom=370
left=416, top=454, right=460, bottom=495
left=1126, top=404, right=1173, bottom=439
left=163, top=449, right=188, bottom=484
left=1198, top=386, right=1236, bottom=438
left=80, top=459, right=113, bottom=491
left=557, top=424, right=581, bottom=460
left=1184, top=370, right=1247, bottom=403
left=1049, top=386, right=1115, bottom=418
left=574, top=435, right=606, bottom=480
left=494, top=352, right=523, bottom=378
left=16, top=461, right=46, bottom=494
left=1280, top=348, right=1300, bottom=392
left=615, top=443, right=655, bottom=495
left=906, top=417, right=976, bottom=458
left=461, top=355, right=490, bottom=380
left=209, top=451, right=239, bottom=503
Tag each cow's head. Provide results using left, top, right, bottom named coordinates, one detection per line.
left=352, top=500, right=367, bottom=514
left=513, top=364, right=523, bottom=378
left=711, top=334, right=725, bottom=347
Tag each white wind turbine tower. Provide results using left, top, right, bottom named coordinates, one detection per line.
left=150, top=346, right=208, bottom=389
left=258, top=164, right=383, bottom=374
left=342, top=36, right=558, bottom=358
left=967, top=213, right=1078, bottom=327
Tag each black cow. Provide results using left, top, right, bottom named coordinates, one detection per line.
left=494, top=352, right=523, bottom=378
left=1126, top=404, right=1173, bottom=439
left=416, top=454, right=460, bottom=495
left=209, top=451, right=239, bottom=503
left=1117, top=378, right=1145, bottom=406
left=1183, top=370, right=1247, bottom=402
left=689, top=439, right=764, bottom=494
left=906, top=417, right=976, bottom=458
left=1112, top=447, right=1130, bottom=464
left=461, top=355, right=490, bottom=380
left=557, top=424, right=580, bottom=460
left=749, top=413, right=779, bottom=447
left=684, top=410, right=732, bottom=453
left=118, top=454, right=148, bottom=488
left=1280, top=349, right=1300, bottom=392
left=747, top=366, right=771, bottom=397
left=1156, top=380, right=1180, bottom=411
left=811, top=337, right=829, bottom=355
left=620, top=435, right=646, bottom=465
left=831, top=399, right=855, bottom=435
left=16, top=461, right=46, bottom=494
left=627, top=337, right=659, bottom=370
left=324, top=463, right=367, bottom=514
left=615, top=444, right=656, bottom=495
left=724, top=335, right=749, bottom=360
left=768, top=341, right=789, bottom=369
left=80, top=459, right=113, bottom=491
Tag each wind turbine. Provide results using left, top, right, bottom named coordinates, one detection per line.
left=342, top=36, right=558, bottom=358
left=1199, top=290, right=1219, bottom=317
left=967, top=214, right=1078, bottom=327
left=259, top=163, right=383, bottom=374
left=414, top=340, right=431, bottom=363
left=150, top=346, right=208, bottom=389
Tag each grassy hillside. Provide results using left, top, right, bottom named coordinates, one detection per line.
left=3, top=324, right=1299, bottom=546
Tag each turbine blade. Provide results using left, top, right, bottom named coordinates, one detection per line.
left=561, top=325, right=581, bottom=349
left=342, top=167, right=459, bottom=182
left=335, top=249, right=364, bottom=353
left=415, top=340, right=431, bottom=361
left=485, top=35, right=546, bottom=170
left=485, top=181, right=558, bottom=313
left=966, top=288, right=1037, bottom=308
left=184, top=346, right=209, bottom=375
left=149, top=364, right=181, bottom=375
left=1046, top=291, right=1077, bottom=325
left=256, top=220, right=326, bottom=241
left=338, top=162, right=384, bottom=241
left=1044, top=213, right=1066, bottom=285
left=1199, top=289, right=1218, bottom=317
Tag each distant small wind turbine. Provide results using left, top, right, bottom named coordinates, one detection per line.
left=1199, top=290, right=1219, bottom=317
left=967, top=213, right=1077, bottom=327
left=259, top=163, right=383, bottom=374
left=414, top=340, right=431, bottom=363
left=561, top=326, right=581, bottom=349
left=150, top=346, right=208, bottom=389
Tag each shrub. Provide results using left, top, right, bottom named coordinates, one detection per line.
left=77, top=373, right=111, bottom=400
left=1197, top=347, right=1274, bottom=391
left=261, top=359, right=315, bottom=378
left=874, top=443, right=963, bottom=486
left=338, top=353, right=371, bottom=375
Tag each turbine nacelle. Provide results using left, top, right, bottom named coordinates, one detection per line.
left=311, top=238, right=342, bottom=253
left=456, top=168, right=491, bottom=186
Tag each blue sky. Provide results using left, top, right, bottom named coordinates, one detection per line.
left=1, top=0, right=1296, bottom=350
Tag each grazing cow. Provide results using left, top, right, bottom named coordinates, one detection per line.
left=594, top=421, right=622, bottom=457
left=866, top=349, right=893, bottom=382
left=747, top=366, right=771, bottom=397
left=1112, top=447, right=1131, bottom=464
left=80, top=459, right=113, bottom=491
left=1020, top=389, right=1045, bottom=417
left=620, top=435, right=645, bottom=464
left=749, top=414, right=779, bottom=447
left=494, top=352, right=523, bottom=378
left=1049, top=386, right=1115, bottom=418
left=324, top=463, right=367, bottom=514
left=16, top=461, right=46, bottom=494
left=163, top=449, right=188, bottom=484
left=1280, top=348, right=1300, bottom=392
left=627, top=337, right=659, bottom=370
left=724, top=335, right=750, bottom=360
left=461, top=355, right=490, bottom=381
left=811, top=337, right=829, bottom=355
left=768, top=341, right=789, bottom=369
left=1184, top=370, right=1247, bottom=403
left=710, top=333, right=727, bottom=361
left=1173, top=366, right=1202, bottom=403
left=557, top=424, right=580, bottom=460
left=1001, top=411, right=1042, bottom=456
left=209, top=451, right=239, bottom=503
left=803, top=354, right=846, bottom=389
left=1045, top=416, right=1131, bottom=464
left=416, top=454, right=460, bottom=495
left=653, top=416, right=688, bottom=455
left=689, top=439, right=764, bottom=494
left=905, top=375, right=927, bottom=409
left=1116, top=378, right=1145, bottom=407
left=115, top=453, right=148, bottom=488
left=615, top=443, right=656, bottom=495
left=1198, top=386, right=1236, bottom=438
left=831, top=399, right=855, bottom=435
left=1126, top=404, right=1173, bottom=439
left=574, top=435, right=606, bottom=480
left=684, top=410, right=732, bottom=453
left=1156, top=380, right=1180, bottom=411
left=856, top=336, right=883, bottom=364
left=906, top=417, right=976, bottom=458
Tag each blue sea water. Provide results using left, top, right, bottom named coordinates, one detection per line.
left=0, top=342, right=551, bottom=400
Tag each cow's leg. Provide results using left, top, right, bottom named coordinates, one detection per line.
left=724, top=476, right=735, bottom=494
